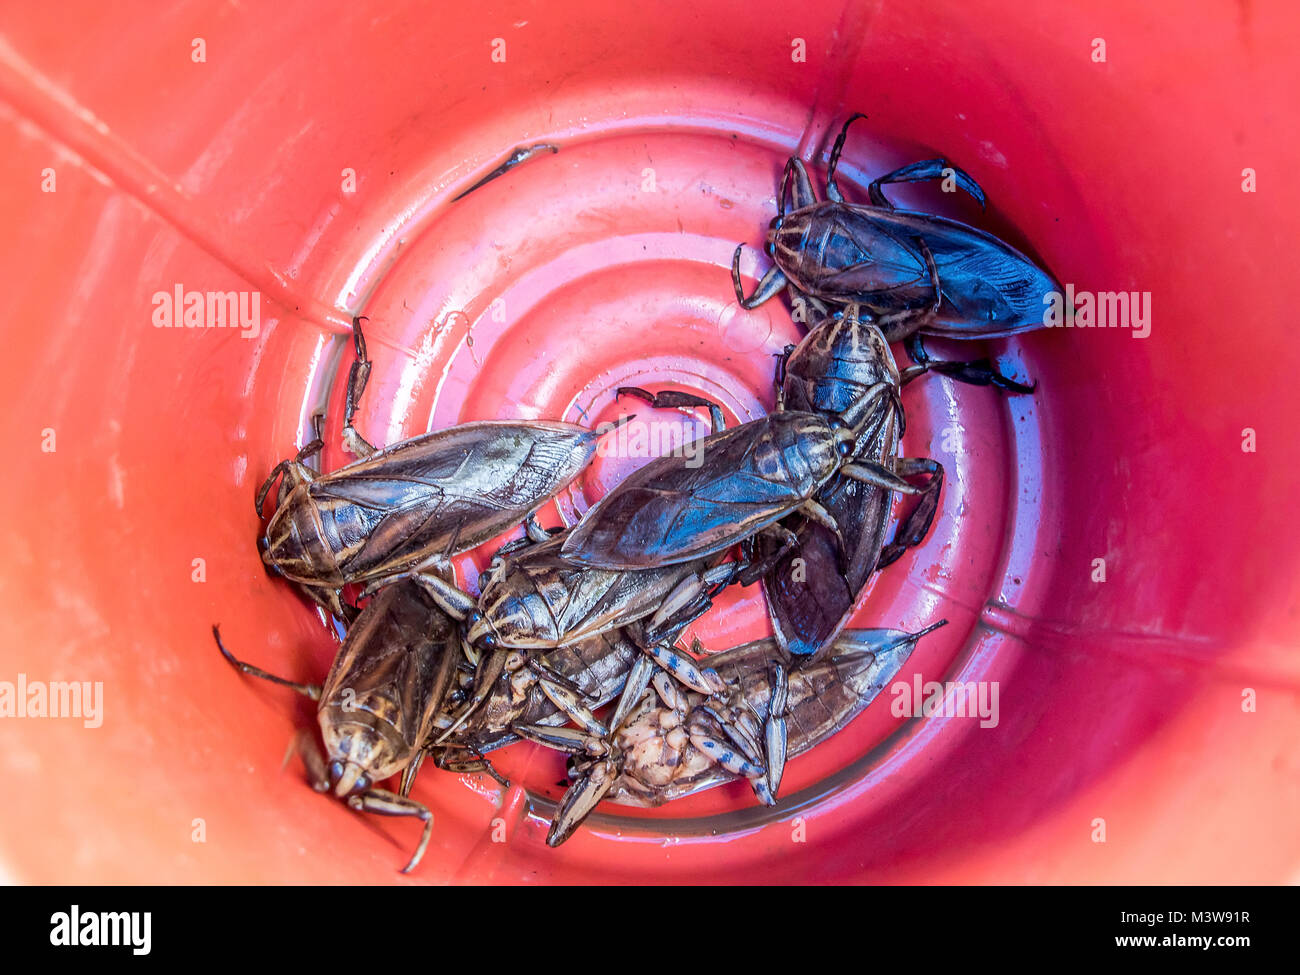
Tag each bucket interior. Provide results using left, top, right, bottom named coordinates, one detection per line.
left=1, top=0, right=1297, bottom=883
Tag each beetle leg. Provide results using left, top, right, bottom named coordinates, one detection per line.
left=296, top=584, right=356, bottom=627
left=780, top=156, right=818, bottom=212
left=255, top=460, right=293, bottom=518
left=687, top=716, right=766, bottom=780
left=513, top=723, right=607, bottom=755
left=800, top=497, right=840, bottom=535
left=256, top=411, right=326, bottom=519
left=645, top=561, right=744, bottom=643
left=524, top=653, right=587, bottom=697
left=341, top=316, right=376, bottom=458
left=536, top=676, right=609, bottom=737
left=255, top=450, right=319, bottom=518
left=459, top=633, right=481, bottom=668
left=698, top=705, right=763, bottom=766
left=430, top=745, right=511, bottom=788
left=773, top=343, right=796, bottom=410
left=524, top=510, right=554, bottom=543
left=290, top=728, right=332, bottom=792
left=652, top=669, right=693, bottom=712
left=410, top=571, right=477, bottom=620
left=928, top=359, right=1037, bottom=394
left=904, top=330, right=932, bottom=366
left=433, top=649, right=508, bottom=744
left=897, top=363, right=929, bottom=387
left=825, top=112, right=869, bottom=203
left=737, top=523, right=800, bottom=585
left=732, top=244, right=788, bottom=308
left=919, top=237, right=943, bottom=317
left=493, top=511, right=556, bottom=560
left=638, top=640, right=726, bottom=695
left=904, top=332, right=1037, bottom=393
left=834, top=379, right=899, bottom=440
left=609, top=654, right=655, bottom=730
left=213, top=626, right=323, bottom=701
left=876, top=457, right=945, bottom=568
left=345, top=789, right=433, bottom=874
left=398, top=748, right=426, bottom=798
left=616, top=386, right=726, bottom=434
left=764, top=661, right=789, bottom=797
left=649, top=564, right=728, bottom=629
left=867, top=157, right=987, bottom=210
left=547, top=758, right=619, bottom=847
left=841, top=460, right=923, bottom=495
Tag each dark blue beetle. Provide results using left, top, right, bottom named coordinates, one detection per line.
left=732, top=113, right=1058, bottom=391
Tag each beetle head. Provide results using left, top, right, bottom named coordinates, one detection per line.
left=256, top=535, right=285, bottom=578
left=464, top=609, right=500, bottom=651
left=328, top=759, right=372, bottom=798
left=319, top=709, right=407, bottom=793
left=764, top=215, right=782, bottom=257
left=765, top=216, right=808, bottom=271
left=829, top=419, right=857, bottom=457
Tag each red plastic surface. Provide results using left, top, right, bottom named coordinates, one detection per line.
left=1, top=1, right=1297, bottom=884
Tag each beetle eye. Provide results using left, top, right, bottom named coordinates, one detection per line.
left=466, top=610, right=483, bottom=628
left=479, top=633, right=498, bottom=651
left=328, top=760, right=345, bottom=787
left=354, top=773, right=371, bottom=793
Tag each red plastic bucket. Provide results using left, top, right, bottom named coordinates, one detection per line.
left=1, top=1, right=1297, bottom=883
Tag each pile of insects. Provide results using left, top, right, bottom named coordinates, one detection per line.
left=215, top=115, right=1058, bottom=871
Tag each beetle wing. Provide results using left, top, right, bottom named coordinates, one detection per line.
left=861, top=208, right=1060, bottom=338
left=307, top=422, right=599, bottom=578
left=762, top=454, right=893, bottom=657
left=809, top=208, right=937, bottom=300
left=794, top=203, right=1058, bottom=337
left=341, top=491, right=467, bottom=574
left=561, top=420, right=808, bottom=568
left=330, top=421, right=596, bottom=497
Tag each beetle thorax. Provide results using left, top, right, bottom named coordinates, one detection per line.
left=763, top=412, right=842, bottom=494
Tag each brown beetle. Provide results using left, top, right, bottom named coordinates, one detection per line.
left=760, top=301, right=944, bottom=659
left=411, top=531, right=741, bottom=741
left=556, top=387, right=923, bottom=573
left=413, top=627, right=647, bottom=785
left=257, top=318, right=630, bottom=622
left=214, top=576, right=461, bottom=873
left=519, top=621, right=946, bottom=846
left=733, top=114, right=1052, bottom=391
